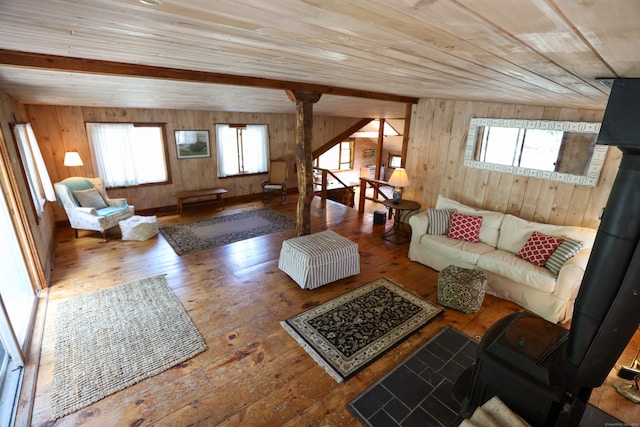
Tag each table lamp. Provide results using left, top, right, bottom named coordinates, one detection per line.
left=63, top=151, right=84, bottom=167
left=388, top=168, right=409, bottom=203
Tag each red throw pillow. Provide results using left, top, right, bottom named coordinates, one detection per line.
left=517, top=231, right=564, bottom=267
left=448, top=212, right=483, bottom=243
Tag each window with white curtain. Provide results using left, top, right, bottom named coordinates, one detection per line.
left=85, top=123, right=169, bottom=187
left=11, top=123, right=56, bottom=219
left=215, top=124, right=269, bottom=177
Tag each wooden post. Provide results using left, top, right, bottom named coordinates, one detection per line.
left=286, top=90, right=322, bottom=236
left=320, top=169, right=329, bottom=204
left=401, top=103, right=412, bottom=168
left=376, top=118, right=385, bottom=180
left=358, top=177, right=367, bottom=213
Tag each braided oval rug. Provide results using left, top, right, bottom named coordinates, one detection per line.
left=50, top=275, right=207, bottom=420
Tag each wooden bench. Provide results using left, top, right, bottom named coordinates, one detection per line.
left=175, top=188, right=228, bottom=214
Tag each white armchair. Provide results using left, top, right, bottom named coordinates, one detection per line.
left=54, top=177, right=135, bottom=242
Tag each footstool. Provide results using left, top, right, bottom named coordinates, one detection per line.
left=437, top=265, right=487, bottom=313
left=278, top=230, right=360, bottom=289
left=119, top=215, right=159, bottom=241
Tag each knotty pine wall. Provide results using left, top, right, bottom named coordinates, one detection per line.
left=24, top=105, right=364, bottom=222
left=405, top=98, right=621, bottom=229
left=0, top=91, right=56, bottom=283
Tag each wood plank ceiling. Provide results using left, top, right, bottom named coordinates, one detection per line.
left=0, top=0, right=638, bottom=118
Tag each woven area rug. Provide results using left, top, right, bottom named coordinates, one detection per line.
left=281, top=278, right=442, bottom=382
left=50, top=275, right=208, bottom=420
left=159, top=208, right=296, bottom=255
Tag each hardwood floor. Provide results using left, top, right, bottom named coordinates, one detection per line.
left=22, top=195, right=640, bottom=426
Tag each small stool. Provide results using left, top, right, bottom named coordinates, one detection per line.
left=437, top=265, right=487, bottom=313
left=119, top=215, right=159, bottom=241
left=278, top=230, right=360, bottom=289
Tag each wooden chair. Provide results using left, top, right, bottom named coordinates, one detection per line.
left=262, top=160, right=288, bottom=204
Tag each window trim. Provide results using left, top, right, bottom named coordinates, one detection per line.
left=9, top=123, right=56, bottom=223
left=315, top=139, right=354, bottom=171
left=214, top=123, right=270, bottom=178
left=84, top=121, right=172, bottom=188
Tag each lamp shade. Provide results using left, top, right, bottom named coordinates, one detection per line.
left=63, top=151, right=83, bottom=167
left=388, top=168, right=409, bottom=187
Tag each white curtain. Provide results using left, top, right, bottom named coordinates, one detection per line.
left=215, top=124, right=269, bottom=177
left=242, top=125, right=269, bottom=174
left=13, top=124, right=56, bottom=216
left=215, top=124, right=239, bottom=178
left=86, top=123, right=139, bottom=187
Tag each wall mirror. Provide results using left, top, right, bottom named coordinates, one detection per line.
left=463, top=118, right=608, bottom=187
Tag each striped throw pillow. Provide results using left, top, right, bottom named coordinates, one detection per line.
left=427, top=209, right=456, bottom=235
left=544, top=237, right=584, bottom=275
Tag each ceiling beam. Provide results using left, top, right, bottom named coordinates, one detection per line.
left=0, top=49, right=419, bottom=105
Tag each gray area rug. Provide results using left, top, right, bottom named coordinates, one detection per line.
left=50, top=275, right=207, bottom=420
left=159, top=208, right=296, bottom=255
left=281, top=278, right=443, bottom=382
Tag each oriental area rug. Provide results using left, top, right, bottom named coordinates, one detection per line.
left=159, top=208, right=296, bottom=255
left=50, top=275, right=207, bottom=420
left=281, top=278, right=442, bottom=383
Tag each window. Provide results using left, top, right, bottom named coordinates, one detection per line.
left=215, top=124, right=269, bottom=177
left=316, top=140, right=354, bottom=171
left=476, top=126, right=566, bottom=172
left=85, top=123, right=169, bottom=187
left=388, top=154, right=402, bottom=168
left=10, top=123, right=56, bottom=219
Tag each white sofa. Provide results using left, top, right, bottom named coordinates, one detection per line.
left=408, top=195, right=597, bottom=323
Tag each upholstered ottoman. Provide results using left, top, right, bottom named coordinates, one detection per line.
left=437, top=265, right=487, bottom=313
left=119, top=215, right=159, bottom=241
left=278, top=230, right=360, bottom=289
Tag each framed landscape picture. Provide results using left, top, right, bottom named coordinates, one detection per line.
left=175, top=130, right=210, bottom=159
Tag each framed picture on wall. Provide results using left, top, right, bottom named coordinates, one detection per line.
left=175, top=130, right=210, bottom=159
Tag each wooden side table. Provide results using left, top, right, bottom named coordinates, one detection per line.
left=382, top=199, right=421, bottom=244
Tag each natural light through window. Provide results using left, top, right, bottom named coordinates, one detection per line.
left=215, top=124, right=269, bottom=177
left=11, top=123, right=56, bottom=217
left=316, top=140, right=353, bottom=170
left=86, top=123, right=168, bottom=187
left=477, top=126, right=563, bottom=172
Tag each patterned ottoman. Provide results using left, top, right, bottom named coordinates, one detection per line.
left=278, top=230, right=360, bottom=289
left=119, top=215, right=159, bottom=241
left=437, top=265, right=487, bottom=313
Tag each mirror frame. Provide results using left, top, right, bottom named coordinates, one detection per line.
left=463, top=118, right=608, bottom=187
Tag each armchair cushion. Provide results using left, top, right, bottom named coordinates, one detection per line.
left=73, top=187, right=108, bottom=209
left=97, top=206, right=132, bottom=216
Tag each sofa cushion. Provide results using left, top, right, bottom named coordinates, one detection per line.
left=545, top=237, right=584, bottom=275
left=427, top=208, right=455, bottom=235
left=517, top=231, right=564, bottom=267
left=477, top=249, right=557, bottom=293
left=448, top=212, right=483, bottom=242
left=436, top=195, right=504, bottom=247
left=497, top=214, right=597, bottom=254
left=421, top=234, right=495, bottom=266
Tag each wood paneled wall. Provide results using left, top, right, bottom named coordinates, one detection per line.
left=24, top=105, right=364, bottom=221
left=21, top=98, right=623, bottom=229
left=0, top=91, right=55, bottom=283
left=405, top=98, right=621, bottom=229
